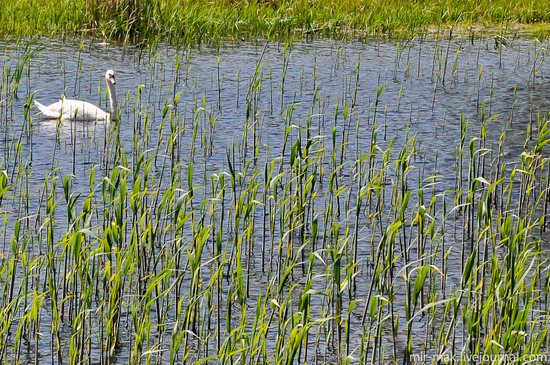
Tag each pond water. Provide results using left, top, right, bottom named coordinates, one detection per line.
left=0, top=36, right=548, bottom=364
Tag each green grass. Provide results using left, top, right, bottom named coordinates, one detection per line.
left=1, top=0, right=550, bottom=43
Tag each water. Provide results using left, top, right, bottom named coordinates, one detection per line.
left=2, top=38, right=549, bottom=186
left=0, top=36, right=548, bottom=364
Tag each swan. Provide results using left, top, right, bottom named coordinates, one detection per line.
left=35, top=70, right=118, bottom=121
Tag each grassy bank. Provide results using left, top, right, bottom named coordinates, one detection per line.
left=1, top=0, right=550, bottom=43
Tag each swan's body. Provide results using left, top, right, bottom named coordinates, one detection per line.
left=35, top=70, right=117, bottom=121
left=34, top=98, right=110, bottom=120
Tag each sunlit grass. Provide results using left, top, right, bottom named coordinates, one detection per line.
left=0, top=34, right=548, bottom=363
left=1, top=0, right=550, bottom=43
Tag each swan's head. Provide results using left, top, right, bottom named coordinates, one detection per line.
left=105, top=69, right=116, bottom=85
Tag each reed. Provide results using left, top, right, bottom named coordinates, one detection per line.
left=0, top=34, right=548, bottom=364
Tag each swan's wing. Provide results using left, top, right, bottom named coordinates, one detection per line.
left=60, top=100, right=108, bottom=120
left=34, top=100, right=61, bottom=119
left=35, top=99, right=108, bottom=121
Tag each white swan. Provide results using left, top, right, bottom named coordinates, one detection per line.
left=35, top=70, right=118, bottom=121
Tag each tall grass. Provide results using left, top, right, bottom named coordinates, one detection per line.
left=0, top=35, right=548, bottom=364
left=1, top=0, right=550, bottom=43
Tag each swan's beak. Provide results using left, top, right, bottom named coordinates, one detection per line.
left=110, top=76, right=116, bottom=85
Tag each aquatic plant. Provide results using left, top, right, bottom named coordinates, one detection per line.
left=0, top=35, right=548, bottom=364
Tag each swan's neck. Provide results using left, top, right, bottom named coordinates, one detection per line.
left=107, top=82, right=118, bottom=121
